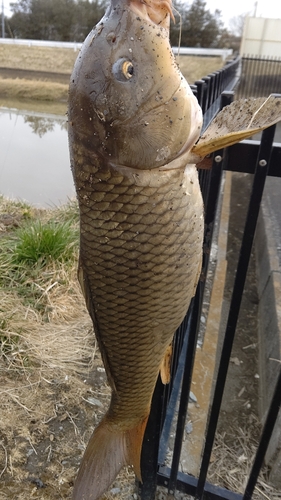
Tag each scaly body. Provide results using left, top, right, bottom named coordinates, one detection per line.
left=68, top=0, right=203, bottom=497
left=72, top=149, right=203, bottom=426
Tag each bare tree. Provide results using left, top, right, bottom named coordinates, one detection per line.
left=8, top=0, right=107, bottom=41
left=170, top=0, right=224, bottom=48
left=229, top=13, right=249, bottom=37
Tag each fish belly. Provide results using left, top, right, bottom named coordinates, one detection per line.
left=73, top=148, right=204, bottom=425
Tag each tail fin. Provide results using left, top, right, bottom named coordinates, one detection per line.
left=72, top=415, right=148, bottom=500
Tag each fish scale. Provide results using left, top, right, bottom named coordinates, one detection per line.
left=76, top=160, right=203, bottom=412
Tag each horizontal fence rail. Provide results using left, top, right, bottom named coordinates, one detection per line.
left=0, top=37, right=232, bottom=59
left=139, top=57, right=281, bottom=500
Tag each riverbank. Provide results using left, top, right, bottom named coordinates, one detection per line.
left=0, top=43, right=224, bottom=103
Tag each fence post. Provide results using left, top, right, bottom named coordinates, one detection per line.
left=139, top=376, right=166, bottom=500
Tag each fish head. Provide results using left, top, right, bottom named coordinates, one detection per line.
left=68, top=0, right=202, bottom=170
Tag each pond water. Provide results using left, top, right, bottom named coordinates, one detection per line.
left=0, top=106, right=75, bottom=207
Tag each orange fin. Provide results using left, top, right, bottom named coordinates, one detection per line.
left=72, top=415, right=149, bottom=499
left=127, top=415, right=149, bottom=481
left=160, top=344, right=173, bottom=384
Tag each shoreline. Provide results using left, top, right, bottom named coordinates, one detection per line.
left=0, top=76, right=69, bottom=104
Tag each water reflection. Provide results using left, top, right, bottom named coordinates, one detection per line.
left=24, top=115, right=68, bottom=138
left=0, top=107, right=75, bottom=207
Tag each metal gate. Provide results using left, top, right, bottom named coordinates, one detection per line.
left=236, top=55, right=281, bottom=98
left=138, top=57, right=281, bottom=499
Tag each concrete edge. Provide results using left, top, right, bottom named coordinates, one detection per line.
left=180, top=171, right=232, bottom=475
left=255, top=193, right=281, bottom=488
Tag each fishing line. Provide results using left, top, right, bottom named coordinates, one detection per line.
left=247, top=95, right=271, bottom=129
left=172, top=6, right=182, bottom=63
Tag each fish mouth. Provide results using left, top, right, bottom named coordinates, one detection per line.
left=128, top=0, right=174, bottom=29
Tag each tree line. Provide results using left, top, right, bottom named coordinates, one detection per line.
left=8, top=0, right=107, bottom=41
left=5, top=0, right=240, bottom=49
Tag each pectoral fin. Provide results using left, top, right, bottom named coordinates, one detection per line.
left=191, top=95, right=281, bottom=160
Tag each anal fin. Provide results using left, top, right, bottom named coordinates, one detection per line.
left=127, top=415, right=149, bottom=481
left=160, top=344, right=173, bottom=384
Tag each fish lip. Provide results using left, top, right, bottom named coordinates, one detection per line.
left=127, top=0, right=172, bottom=29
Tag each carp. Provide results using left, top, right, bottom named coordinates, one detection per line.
left=68, top=0, right=281, bottom=496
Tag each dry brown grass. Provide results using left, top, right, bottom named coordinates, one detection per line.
left=0, top=44, right=78, bottom=74
left=208, top=423, right=281, bottom=499
left=0, top=77, right=68, bottom=101
left=0, top=43, right=225, bottom=102
left=177, top=55, right=224, bottom=84
left=0, top=44, right=224, bottom=82
left=0, top=95, right=67, bottom=115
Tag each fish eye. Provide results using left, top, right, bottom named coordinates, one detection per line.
left=122, top=61, right=134, bottom=79
left=112, top=58, right=134, bottom=82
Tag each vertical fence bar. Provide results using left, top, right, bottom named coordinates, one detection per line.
left=204, top=92, right=233, bottom=226
left=238, top=55, right=281, bottom=97
left=243, top=367, right=281, bottom=500
left=202, top=77, right=211, bottom=113
left=195, top=123, right=276, bottom=500
left=257, top=58, right=264, bottom=97
left=194, top=80, right=205, bottom=108
left=167, top=291, right=201, bottom=494
left=158, top=313, right=192, bottom=466
left=139, top=376, right=166, bottom=500
left=167, top=90, right=234, bottom=496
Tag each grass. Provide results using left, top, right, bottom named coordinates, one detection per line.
left=0, top=43, right=225, bottom=103
left=0, top=44, right=78, bottom=74
left=0, top=197, right=99, bottom=499
left=0, top=77, right=68, bottom=101
left=0, top=197, right=93, bottom=376
left=0, top=44, right=224, bottom=82
left=13, top=220, right=78, bottom=265
left=177, top=55, right=224, bottom=83
left=0, top=201, right=79, bottom=319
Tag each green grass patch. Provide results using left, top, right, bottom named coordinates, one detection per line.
left=0, top=199, right=79, bottom=315
left=13, top=219, right=78, bottom=265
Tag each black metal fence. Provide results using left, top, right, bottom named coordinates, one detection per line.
left=138, top=57, right=281, bottom=499
left=236, top=55, right=281, bottom=98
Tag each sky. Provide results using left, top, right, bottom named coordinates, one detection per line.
left=2, top=0, right=11, bottom=18
left=205, top=0, right=281, bottom=28
left=2, top=0, right=281, bottom=29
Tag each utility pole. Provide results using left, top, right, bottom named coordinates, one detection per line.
left=253, top=1, right=258, bottom=17
left=1, top=0, right=5, bottom=38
